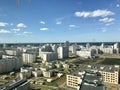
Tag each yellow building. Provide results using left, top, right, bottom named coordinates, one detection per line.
left=66, top=70, right=105, bottom=89
left=66, top=74, right=81, bottom=88
left=100, top=70, right=119, bottom=84
left=87, top=65, right=119, bottom=84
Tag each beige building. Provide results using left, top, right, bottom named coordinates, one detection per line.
left=87, top=65, right=119, bottom=84
left=100, top=70, right=119, bottom=84
left=67, top=70, right=105, bottom=89
left=66, top=74, right=81, bottom=88
left=43, top=70, right=52, bottom=77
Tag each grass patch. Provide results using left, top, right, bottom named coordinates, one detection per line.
left=99, top=58, right=120, bottom=65
left=45, top=74, right=66, bottom=87
left=30, top=84, right=51, bottom=90
left=30, top=84, right=69, bottom=90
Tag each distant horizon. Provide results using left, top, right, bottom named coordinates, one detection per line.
left=0, top=41, right=120, bottom=44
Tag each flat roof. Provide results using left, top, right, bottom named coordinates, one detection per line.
left=81, top=84, right=105, bottom=90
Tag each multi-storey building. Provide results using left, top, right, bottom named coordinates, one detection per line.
left=99, top=43, right=120, bottom=54
left=5, top=49, right=19, bottom=56
left=67, top=74, right=81, bottom=88
left=67, top=70, right=105, bottom=90
left=57, top=46, right=69, bottom=59
left=52, top=44, right=59, bottom=53
left=42, top=52, right=58, bottom=61
left=87, top=65, right=119, bottom=84
left=0, top=57, right=23, bottom=74
left=78, top=70, right=105, bottom=90
left=69, top=44, right=78, bottom=54
left=76, top=49, right=94, bottom=58
left=22, top=52, right=36, bottom=64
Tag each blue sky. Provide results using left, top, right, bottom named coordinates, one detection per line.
left=0, top=0, right=120, bottom=43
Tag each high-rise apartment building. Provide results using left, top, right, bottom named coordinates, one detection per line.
left=0, top=57, right=23, bottom=74
left=22, top=52, right=36, bottom=64
left=57, top=46, right=69, bottom=59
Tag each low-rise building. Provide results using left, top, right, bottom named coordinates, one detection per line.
left=43, top=70, right=52, bottom=77
left=63, top=64, right=69, bottom=69
left=20, top=67, right=32, bottom=79
left=32, top=70, right=42, bottom=77
left=2, top=55, right=14, bottom=59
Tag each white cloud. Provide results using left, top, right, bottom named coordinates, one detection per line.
left=69, top=25, right=76, bottom=28
left=69, top=24, right=78, bottom=30
left=99, top=17, right=115, bottom=23
left=102, top=28, right=107, bottom=32
left=23, top=31, right=32, bottom=34
left=56, top=21, right=62, bottom=25
left=11, top=28, right=20, bottom=31
left=40, top=28, right=49, bottom=31
left=0, top=22, right=8, bottom=26
left=16, top=33, right=22, bottom=36
left=11, top=28, right=21, bottom=33
left=0, top=29, right=11, bottom=33
left=116, top=4, right=120, bottom=7
left=16, top=31, right=32, bottom=36
left=105, top=22, right=114, bottom=26
left=75, top=12, right=90, bottom=18
left=55, top=16, right=67, bottom=25
left=40, top=21, right=45, bottom=24
left=17, top=23, right=27, bottom=28
left=74, top=9, right=114, bottom=18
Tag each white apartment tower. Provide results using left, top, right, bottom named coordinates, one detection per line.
left=57, top=46, right=68, bottom=59
left=22, top=53, right=36, bottom=64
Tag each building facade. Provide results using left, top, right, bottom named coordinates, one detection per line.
left=0, top=57, right=23, bottom=74
left=22, top=52, right=36, bottom=64
left=87, top=65, right=119, bottom=84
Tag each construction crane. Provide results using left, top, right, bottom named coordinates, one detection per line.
left=16, top=0, right=31, bottom=7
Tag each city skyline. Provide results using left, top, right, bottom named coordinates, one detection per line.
left=0, top=0, right=120, bottom=43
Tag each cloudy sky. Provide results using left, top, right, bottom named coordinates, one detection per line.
left=0, top=0, right=120, bottom=43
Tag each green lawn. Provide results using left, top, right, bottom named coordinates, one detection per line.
left=30, top=84, right=68, bottom=90
left=99, top=58, right=120, bottom=65
left=45, top=74, right=66, bottom=87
